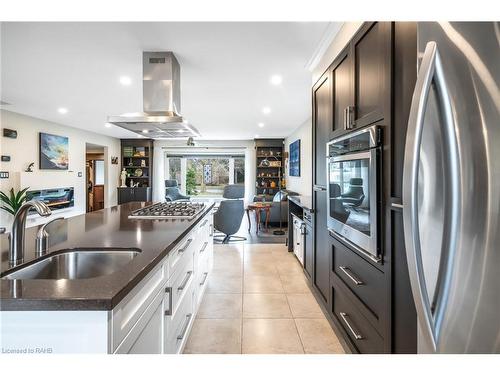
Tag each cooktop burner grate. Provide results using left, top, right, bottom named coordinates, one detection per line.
left=129, top=202, right=205, bottom=219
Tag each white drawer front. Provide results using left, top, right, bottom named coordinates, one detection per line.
left=168, top=253, right=194, bottom=318
left=164, top=284, right=194, bottom=354
left=168, top=234, right=195, bottom=277
left=111, top=262, right=167, bottom=351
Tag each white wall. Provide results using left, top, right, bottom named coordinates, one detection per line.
left=280, top=22, right=363, bottom=197
left=312, top=22, right=364, bottom=84
left=0, top=110, right=121, bottom=230
left=153, top=139, right=256, bottom=205
left=284, top=118, right=312, bottom=196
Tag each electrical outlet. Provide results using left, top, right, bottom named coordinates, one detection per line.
left=1, top=155, right=11, bottom=162
left=0, top=171, right=9, bottom=179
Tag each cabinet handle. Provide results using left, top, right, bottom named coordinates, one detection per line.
left=348, top=106, right=354, bottom=129
left=199, top=241, right=209, bottom=253
left=177, top=271, right=193, bottom=291
left=343, top=107, right=348, bottom=130
left=339, top=266, right=364, bottom=286
left=200, top=219, right=208, bottom=228
left=177, top=313, right=193, bottom=341
left=178, top=238, right=193, bottom=254
left=164, top=287, right=172, bottom=316
left=339, top=312, right=363, bottom=340
left=200, top=272, right=209, bottom=286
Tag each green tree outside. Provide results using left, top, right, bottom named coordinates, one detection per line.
left=186, top=167, right=198, bottom=195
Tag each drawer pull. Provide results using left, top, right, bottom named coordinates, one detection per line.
left=209, top=224, right=214, bottom=237
left=200, top=219, right=208, bottom=228
left=200, top=272, right=209, bottom=286
left=199, top=241, right=209, bottom=253
left=339, top=266, right=364, bottom=286
left=339, top=312, right=363, bottom=340
left=177, top=313, right=193, bottom=341
left=178, top=238, right=193, bottom=254
left=177, top=271, right=193, bottom=292
left=164, top=287, right=172, bottom=316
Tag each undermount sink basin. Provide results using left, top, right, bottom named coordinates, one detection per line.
left=2, top=249, right=141, bottom=280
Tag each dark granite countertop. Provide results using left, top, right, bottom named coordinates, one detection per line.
left=288, top=195, right=313, bottom=211
left=0, top=202, right=214, bottom=311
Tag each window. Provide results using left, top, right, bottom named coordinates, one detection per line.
left=94, top=160, right=104, bottom=185
left=169, top=157, right=182, bottom=189
left=166, top=154, right=245, bottom=198
left=234, top=157, right=245, bottom=184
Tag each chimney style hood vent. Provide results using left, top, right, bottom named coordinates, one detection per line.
left=108, top=51, right=200, bottom=138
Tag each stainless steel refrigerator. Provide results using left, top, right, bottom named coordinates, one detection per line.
left=403, top=22, right=500, bottom=353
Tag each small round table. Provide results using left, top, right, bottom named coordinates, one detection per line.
left=246, top=202, right=273, bottom=233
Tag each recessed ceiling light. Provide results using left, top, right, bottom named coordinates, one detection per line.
left=142, top=129, right=149, bottom=134
left=119, top=76, right=132, bottom=86
left=258, top=122, right=265, bottom=128
left=270, top=75, right=283, bottom=85
left=105, top=123, right=112, bottom=128
left=262, top=107, right=271, bottom=115
left=57, top=107, right=68, bottom=114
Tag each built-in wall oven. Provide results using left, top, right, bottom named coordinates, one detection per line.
left=326, top=125, right=382, bottom=262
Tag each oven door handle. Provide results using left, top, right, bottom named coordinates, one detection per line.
left=330, top=151, right=371, bottom=163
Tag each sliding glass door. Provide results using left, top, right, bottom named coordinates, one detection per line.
left=166, top=154, right=245, bottom=198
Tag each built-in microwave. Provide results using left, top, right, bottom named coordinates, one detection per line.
left=326, top=125, right=382, bottom=262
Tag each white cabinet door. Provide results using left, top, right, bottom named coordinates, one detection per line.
left=126, top=301, right=163, bottom=354
left=114, top=290, right=164, bottom=354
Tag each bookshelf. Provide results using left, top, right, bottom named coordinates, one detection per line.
left=254, top=138, right=285, bottom=197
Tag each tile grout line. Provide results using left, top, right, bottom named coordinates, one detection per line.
left=272, top=246, right=305, bottom=353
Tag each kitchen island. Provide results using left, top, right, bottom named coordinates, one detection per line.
left=0, top=202, right=215, bottom=354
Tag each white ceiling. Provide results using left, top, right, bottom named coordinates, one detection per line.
left=1, top=22, right=335, bottom=140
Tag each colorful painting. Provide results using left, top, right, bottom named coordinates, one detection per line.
left=289, top=139, right=301, bottom=177
left=39, top=133, right=69, bottom=170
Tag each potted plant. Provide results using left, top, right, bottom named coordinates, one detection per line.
left=0, top=187, right=30, bottom=216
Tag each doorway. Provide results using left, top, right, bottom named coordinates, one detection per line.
left=86, top=143, right=105, bottom=212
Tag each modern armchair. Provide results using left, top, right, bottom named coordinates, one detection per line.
left=330, top=183, right=350, bottom=223
left=340, top=178, right=365, bottom=208
left=213, top=184, right=246, bottom=243
left=165, top=180, right=190, bottom=202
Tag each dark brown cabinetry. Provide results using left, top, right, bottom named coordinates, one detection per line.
left=312, top=70, right=332, bottom=304
left=312, top=72, right=331, bottom=187
left=255, top=138, right=284, bottom=197
left=310, top=22, right=417, bottom=354
left=351, top=22, right=392, bottom=127
left=313, top=188, right=329, bottom=303
left=331, top=48, right=352, bottom=135
left=117, top=187, right=151, bottom=205
left=119, top=139, right=154, bottom=205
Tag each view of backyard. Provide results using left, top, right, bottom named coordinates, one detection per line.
left=168, top=155, right=245, bottom=198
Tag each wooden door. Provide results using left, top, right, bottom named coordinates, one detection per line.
left=313, top=188, right=329, bottom=302
left=351, top=22, right=392, bottom=128
left=331, top=47, right=352, bottom=136
left=312, top=71, right=332, bottom=187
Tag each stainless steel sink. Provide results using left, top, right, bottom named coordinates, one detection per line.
left=2, top=249, right=141, bottom=280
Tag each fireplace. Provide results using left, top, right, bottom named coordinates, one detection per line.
left=26, top=187, right=74, bottom=213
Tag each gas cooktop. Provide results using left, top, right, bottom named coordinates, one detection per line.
left=128, top=202, right=205, bottom=219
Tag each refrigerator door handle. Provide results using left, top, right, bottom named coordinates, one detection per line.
left=402, top=41, right=461, bottom=351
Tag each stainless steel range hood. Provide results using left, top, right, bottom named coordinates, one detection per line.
left=108, top=51, right=200, bottom=138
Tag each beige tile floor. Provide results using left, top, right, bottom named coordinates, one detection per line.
left=184, top=243, right=345, bottom=354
